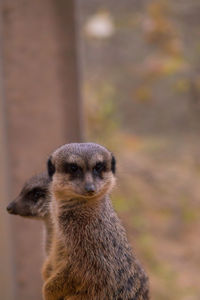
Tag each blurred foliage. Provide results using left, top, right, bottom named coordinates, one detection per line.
left=84, top=80, right=120, bottom=145
left=79, top=0, right=200, bottom=299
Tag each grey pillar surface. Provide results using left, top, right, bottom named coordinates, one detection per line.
left=0, top=6, right=15, bottom=300
left=1, top=0, right=83, bottom=299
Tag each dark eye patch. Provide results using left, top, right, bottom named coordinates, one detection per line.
left=93, top=161, right=106, bottom=177
left=63, top=162, right=83, bottom=178
left=27, top=188, right=46, bottom=202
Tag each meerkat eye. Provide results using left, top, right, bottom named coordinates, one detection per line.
left=28, top=188, right=46, bottom=202
left=93, top=161, right=106, bottom=175
left=69, top=163, right=78, bottom=173
left=63, top=163, right=81, bottom=174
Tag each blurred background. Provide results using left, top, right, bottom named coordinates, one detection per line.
left=1, top=0, right=200, bottom=299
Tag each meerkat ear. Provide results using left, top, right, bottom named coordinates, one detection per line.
left=47, top=157, right=55, bottom=178
left=111, top=154, right=116, bottom=174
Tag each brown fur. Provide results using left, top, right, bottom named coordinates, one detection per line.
left=7, top=172, right=53, bottom=255
left=43, top=143, right=149, bottom=300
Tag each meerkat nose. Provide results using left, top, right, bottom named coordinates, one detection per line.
left=84, top=183, right=95, bottom=194
left=6, top=202, right=16, bottom=214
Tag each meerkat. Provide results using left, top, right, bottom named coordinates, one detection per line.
left=42, top=142, right=149, bottom=300
left=6, top=172, right=52, bottom=255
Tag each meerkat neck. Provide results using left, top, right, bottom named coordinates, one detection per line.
left=55, top=194, right=109, bottom=213
left=52, top=195, right=111, bottom=233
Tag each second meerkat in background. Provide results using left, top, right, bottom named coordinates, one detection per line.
left=43, top=142, right=149, bottom=300
left=7, top=172, right=52, bottom=255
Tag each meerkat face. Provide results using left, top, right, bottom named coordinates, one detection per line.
left=47, top=143, right=116, bottom=201
left=7, top=173, right=50, bottom=219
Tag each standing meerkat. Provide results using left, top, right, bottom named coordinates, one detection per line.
left=43, top=143, right=149, bottom=300
left=7, top=172, right=52, bottom=255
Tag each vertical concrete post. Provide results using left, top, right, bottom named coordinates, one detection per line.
left=0, top=5, right=15, bottom=300
left=1, top=0, right=83, bottom=299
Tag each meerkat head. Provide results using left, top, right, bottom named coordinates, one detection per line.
left=7, top=172, right=50, bottom=219
left=47, top=143, right=116, bottom=201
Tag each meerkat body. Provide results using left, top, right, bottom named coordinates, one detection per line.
left=7, top=172, right=52, bottom=255
left=43, top=143, right=149, bottom=300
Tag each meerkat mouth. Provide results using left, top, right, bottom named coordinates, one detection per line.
left=53, top=188, right=107, bottom=203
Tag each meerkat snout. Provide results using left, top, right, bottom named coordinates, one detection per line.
left=7, top=201, right=17, bottom=214
left=84, top=171, right=95, bottom=194
left=84, top=182, right=95, bottom=194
